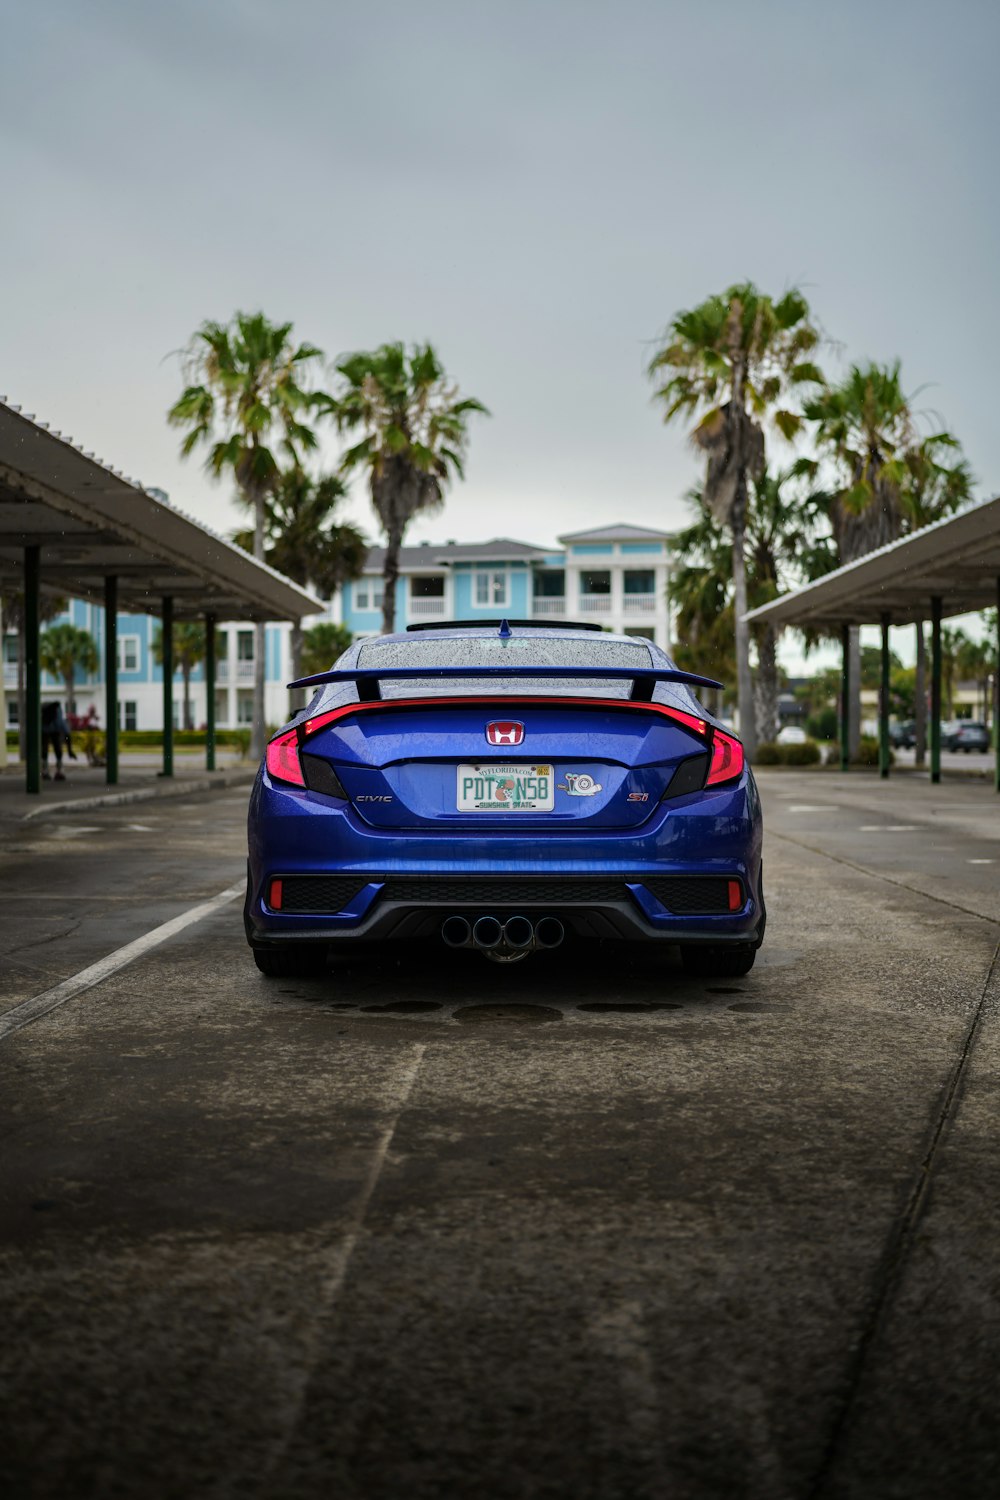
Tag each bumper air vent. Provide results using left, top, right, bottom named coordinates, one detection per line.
left=274, top=876, right=369, bottom=913
left=642, top=877, right=736, bottom=915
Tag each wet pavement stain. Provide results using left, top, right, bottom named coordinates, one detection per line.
left=361, top=1001, right=443, bottom=1014
left=454, top=1004, right=561, bottom=1025
left=577, top=1003, right=655, bottom=1013
left=708, top=988, right=746, bottom=995
left=727, top=1002, right=793, bottom=1014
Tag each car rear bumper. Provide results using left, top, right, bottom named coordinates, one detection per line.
left=245, top=769, right=765, bottom=951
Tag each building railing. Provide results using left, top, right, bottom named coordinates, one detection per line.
left=215, top=660, right=255, bottom=683
left=531, top=597, right=566, bottom=616
left=3, top=662, right=17, bottom=687
left=578, top=593, right=613, bottom=615
left=409, top=598, right=446, bottom=615
left=622, top=594, right=656, bottom=615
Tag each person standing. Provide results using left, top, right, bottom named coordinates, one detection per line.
left=41, top=701, right=73, bottom=781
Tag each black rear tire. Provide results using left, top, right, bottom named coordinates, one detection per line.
left=681, top=944, right=757, bottom=978
left=252, top=946, right=329, bottom=978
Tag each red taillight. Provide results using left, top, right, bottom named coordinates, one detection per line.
left=265, top=728, right=305, bottom=788
left=269, top=878, right=284, bottom=910
left=706, top=729, right=744, bottom=787
left=727, top=879, right=743, bottom=912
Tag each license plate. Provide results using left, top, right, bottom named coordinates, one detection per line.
left=457, top=764, right=555, bottom=812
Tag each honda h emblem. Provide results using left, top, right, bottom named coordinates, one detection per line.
left=485, top=720, right=525, bottom=746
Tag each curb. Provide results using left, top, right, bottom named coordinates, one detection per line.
left=21, top=768, right=256, bottom=821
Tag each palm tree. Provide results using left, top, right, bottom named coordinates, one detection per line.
left=649, top=284, right=823, bottom=754
left=300, top=622, right=354, bottom=679
left=324, top=342, right=489, bottom=634
left=669, top=471, right=816, bottom=740
left=803, top=366, right=973, bottom=754
left=902, top=433, right=974, bottom=761
left=668, top=497, right=736, bottom=718
left=39, top=623, right=99, bottom=716
left=168, top=311, right=324, bottom=757
left=152, top=622, right=213, bottom=731
left=233, top=469, right=367, bottom=698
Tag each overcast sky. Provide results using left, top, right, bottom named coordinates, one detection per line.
left=2, top=0, right=997, bottom=578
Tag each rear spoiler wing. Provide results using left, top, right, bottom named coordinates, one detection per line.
left=287, top=665, right=724, bottom=703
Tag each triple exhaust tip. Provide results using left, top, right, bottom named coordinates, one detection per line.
left=441, top=914, right=564, bottom=952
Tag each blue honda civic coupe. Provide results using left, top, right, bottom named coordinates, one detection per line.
left=245, top=621, right=764, bottom=977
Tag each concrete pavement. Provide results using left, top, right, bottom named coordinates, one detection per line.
left=0, top=771, right=998, bottom=1499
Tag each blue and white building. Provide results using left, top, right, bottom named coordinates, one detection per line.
left=3, top=523, right=673, bottom=732
left=338, top=524, right=673, bottom=644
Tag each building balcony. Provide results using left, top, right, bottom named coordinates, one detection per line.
left=531, top=597, right=566, bottom=616
left=215, top=660, right=255, bottom=683
left=622, top=594, right=657, bottom=615
left=409, top=598, right=446, bottom=616
left=3, top=662, right=17, bottom=687
left=578, top=593, right=612, bottom=615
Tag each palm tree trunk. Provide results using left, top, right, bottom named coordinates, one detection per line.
left=730, top=480, right=757, bottom=756
left=381, top=528, right=403, bottom=635
left=289, top=620, right=304, bottom=715
left=914, top=621, right=926, bottom=765
left=848, top=626, right=862, bottom=756
left=753, top=624, right=779, bottom=744
left=63, top=670, right=75, bottom=718
left=182, top=664, right=193, bottom=731
left=251, top=487, right=267, bottom=760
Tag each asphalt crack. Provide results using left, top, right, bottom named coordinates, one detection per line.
left=769, top=829, right=999, bottom=926
left=807, top=939, right=1000, bottom=1497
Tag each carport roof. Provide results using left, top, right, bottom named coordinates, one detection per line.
left=0, top=398, right=324, bottom=622
left=745, top=493, right=1000, bottom=630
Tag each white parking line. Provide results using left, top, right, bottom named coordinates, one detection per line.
left=0, top=879, right=245, bottom=1042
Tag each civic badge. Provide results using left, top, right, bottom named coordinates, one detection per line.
left=485, top=720, right=525, bottom=746
left=558, top=772, right=603, bottom=797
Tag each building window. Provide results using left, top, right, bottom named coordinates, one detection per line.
left=119, top=700, right=138, bottom=732
left=354, top=579, right=385, bottom=611
left=214, top=691, right=228, bottom=726
left=7, top=699, right=18, bottom=727
left=3, top=637, right=17, bottom=665
left=475, top=570, right=507, bottom=607
left=580, top=570, right=611, bottom=595
left=236, top=690, right=254, bottom=725
left=533, top=570, right=565, bottom=598
left=117, top=635, right=140, bottom=673
left=410, top=574, right=445, bottom=599
left=237, top=631, right=255, bottom=661
left=623, top=570, right=655, bottom=595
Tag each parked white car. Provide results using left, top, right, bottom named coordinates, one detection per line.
left=776, top=725, right=808, bottom=746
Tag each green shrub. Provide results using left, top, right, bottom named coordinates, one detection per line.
left=782, top=738, right=821, bottom=765
left=806, top=706, right=838, bottom=741
left=755, top=741, right=781, bottom=765
left=851, top=735, right=894, bottom=767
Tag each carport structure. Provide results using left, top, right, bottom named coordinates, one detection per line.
left=745, top=493, right=1000, bottom=790
left=0, top=398, right=322, bottom=793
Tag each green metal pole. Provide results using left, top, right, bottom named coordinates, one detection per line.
left=104, top=575, right=119, bottom=786
left=840, top=622, right=850, bottom=772
left=24, top=545, right=41, bottom=795
left=205, top=612, right=217, bottom=772
left=879, top=613, right=891, bottom=779
left=161, top=596, right=174, bottom=778
left=930, top=596, right=942, bottom=785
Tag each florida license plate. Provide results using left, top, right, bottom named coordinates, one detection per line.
left=456, top=764, right=555, bottom=812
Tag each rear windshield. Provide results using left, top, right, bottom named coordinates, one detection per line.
left=356, top=635, right=653, bottom=698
